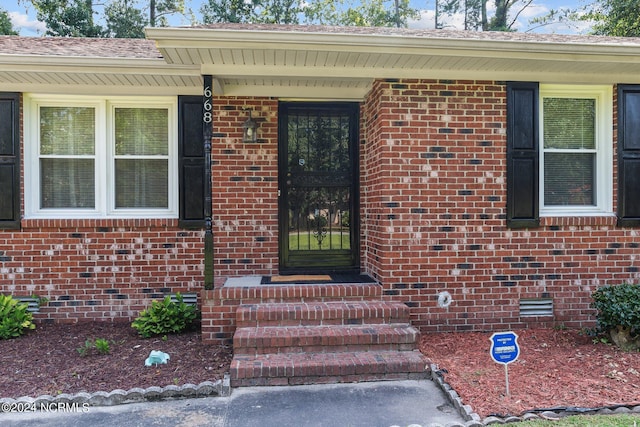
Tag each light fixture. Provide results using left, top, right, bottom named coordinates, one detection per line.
left=242, top=109, right=258, bottom=143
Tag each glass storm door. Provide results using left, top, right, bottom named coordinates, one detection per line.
left=278, top=102, right=360, bottom=272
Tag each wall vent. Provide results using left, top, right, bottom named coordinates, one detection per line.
left=519, top=298, right=553, bottom=317
left=15, top=296, right=41, bottom=313
left=169, top=293, right=198, bottom=306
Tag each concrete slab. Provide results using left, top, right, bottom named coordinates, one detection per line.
left=224, top=276, right=263, bottom=287
left=0, top=380, right=468, bottom=427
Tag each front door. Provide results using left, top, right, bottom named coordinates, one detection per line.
left=278, top=102, right=360, bottom=273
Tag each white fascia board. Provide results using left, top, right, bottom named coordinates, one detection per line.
left=0, top=55, right=201, bottom=76
left=147, top=27, right=640, bottom=65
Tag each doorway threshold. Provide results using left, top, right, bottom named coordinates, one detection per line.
left=223, top=274, right=377, bottom=287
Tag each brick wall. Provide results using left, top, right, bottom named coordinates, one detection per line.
left=0, top=219, right=204, bottom=322
left=361, top=79, right=639, bottom=333
left=211, top=97, right=280, bottom=283
left=5, top=82, right=639, bottom=334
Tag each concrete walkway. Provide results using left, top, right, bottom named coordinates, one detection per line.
left=1, top=380, right=468, bottom=427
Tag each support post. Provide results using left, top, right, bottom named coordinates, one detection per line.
left=203, top=75, right=214, bottom=289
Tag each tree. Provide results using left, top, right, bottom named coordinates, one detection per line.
left=438, top=0, right=534, bottom=31
left=336, top=0, right=418, bottom=27
left=0, top=8, right=19, bottom=35
left=29, top=0, right=103, bottom=37
left=104, top=0, right=146, bottom=37
left=26, top=0, right=185, bottom=37
left=201, top=0, right=258, bottom=23
left=148, top=0, right=185, bottom=27
left=201, top=0, right=418, bottom=27
left=584, top=0, right=640, bottom=37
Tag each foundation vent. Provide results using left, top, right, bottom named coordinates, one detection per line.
left=519, top=298, right=553, bottom=317
left=169, top=293, right=198, bottom=306
left=15, top=296, right=41, bottom=313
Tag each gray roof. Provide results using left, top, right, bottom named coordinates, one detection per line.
left=3, top=24, right=640, bottom=61
left=188, top=23, right=640, bottom=46
left=0, top=35, right=161, bottom=58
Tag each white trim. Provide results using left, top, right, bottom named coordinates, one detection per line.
left=539, top=85, right=613, bottom=217
left=24, top=94, right=178, bottom=219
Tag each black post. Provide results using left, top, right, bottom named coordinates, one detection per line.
left=203, top=75, right=214, bottom=289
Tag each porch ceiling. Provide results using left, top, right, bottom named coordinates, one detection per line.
left=146, top=25, right=640, bottom=99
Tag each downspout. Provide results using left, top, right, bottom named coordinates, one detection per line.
left=203, top=75, right=214, bottom=289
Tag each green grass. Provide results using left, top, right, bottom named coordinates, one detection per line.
left=515, top=414, right=639, bottom=426
left=288, top=232, right=350, bottom=250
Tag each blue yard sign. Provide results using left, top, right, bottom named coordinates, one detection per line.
left=489, top=331, right=519, bottom=365
left=489, top=331, right=520, bottom=396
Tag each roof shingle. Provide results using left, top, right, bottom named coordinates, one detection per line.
left=0, top=36, right=161, bottom=59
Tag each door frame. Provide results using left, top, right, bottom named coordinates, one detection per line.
left=277, top=101, right=361, bottom=274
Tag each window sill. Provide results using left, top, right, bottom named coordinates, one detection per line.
left=539, top=215, right=617, bottom=227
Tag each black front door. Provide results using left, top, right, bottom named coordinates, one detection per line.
left=278, top=102, right=360, bottom=273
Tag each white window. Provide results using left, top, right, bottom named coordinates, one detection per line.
left=25, top=95, right=177, bottom=219
left=539, top=85, right=613, bottom=216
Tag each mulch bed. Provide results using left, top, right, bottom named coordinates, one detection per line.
left=0, top=321, right=232, bottom=399
left=420, top=328, right=640, bottom=418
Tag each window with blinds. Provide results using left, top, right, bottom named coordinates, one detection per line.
left=543, top=98, right=596, bottom=206
left=25, top=95, right=177, bottom=219
left=539, top=85, right=613, bottom=216
left=114, top=108, right=169, bottom=209
left=39, top=106, right=96, bottom=209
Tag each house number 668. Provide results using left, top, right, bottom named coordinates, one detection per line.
left=203, top=86, right=212, bottom=123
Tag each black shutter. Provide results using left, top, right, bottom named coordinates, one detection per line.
left=618, top=85, right=640, bottom=226
left=0, top=93, right=20, bottom=229
left=178, top=96, right=205, bottom=228
left=506, top=82, right=540, bottom=229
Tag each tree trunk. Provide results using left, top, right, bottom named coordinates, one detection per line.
left=150, top=0, right=156, bottom=27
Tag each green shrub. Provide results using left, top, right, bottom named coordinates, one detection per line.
left=77, top=338, right=111, bottom=356
left=131, top=293, right=197, bottom=338
left=591, top=283, right=640, bottom=350
left=0, top=295, right=36, bottom=339
left=94, top=338, right=111, bottom=355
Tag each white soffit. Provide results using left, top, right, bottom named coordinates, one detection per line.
left=0, top=56, right=203, bottom=96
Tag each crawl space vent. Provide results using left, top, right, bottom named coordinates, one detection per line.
left=519, top=298, right=553, bottom=317
left=15, top=296, right=41, bottom=313
left=169, top=293, right=198, bottom=306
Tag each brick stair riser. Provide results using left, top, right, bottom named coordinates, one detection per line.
left=235, top=344, right=418, bottom=355
left=236, top=302, right=410, bottom=328
left=230, top=351, right=429, bottom=387
left=232, top=372, right=429, bottom=387
left=233, top=325, right=419, bottom=356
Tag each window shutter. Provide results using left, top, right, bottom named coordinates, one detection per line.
left=617, top=85, right=640, bottom=226
left=506, top=82, right=540, bottom=228
left=178, top=96, right=205, bottom=228
left=0, top=93, right=20, bottom=229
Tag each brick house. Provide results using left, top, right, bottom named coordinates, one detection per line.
left=2, top=25, right=640, bottom=383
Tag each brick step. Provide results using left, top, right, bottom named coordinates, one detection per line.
left=218, top=282, right=383, bottom=304
left=236, top=301, right=410, bottom=328
left=230, top=350, right=430, bottom=387
left=233, top=324, right=419, bottom=355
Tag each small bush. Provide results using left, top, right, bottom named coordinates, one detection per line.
left=94, top=338, right=111, bottom=355
left=131, top=293, right=197, bottom=338
left=0, top=295, right=36, bottom=339
left=77, top=338, right=111, bottom=356
left=591, top=283, right=640, bottom=350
